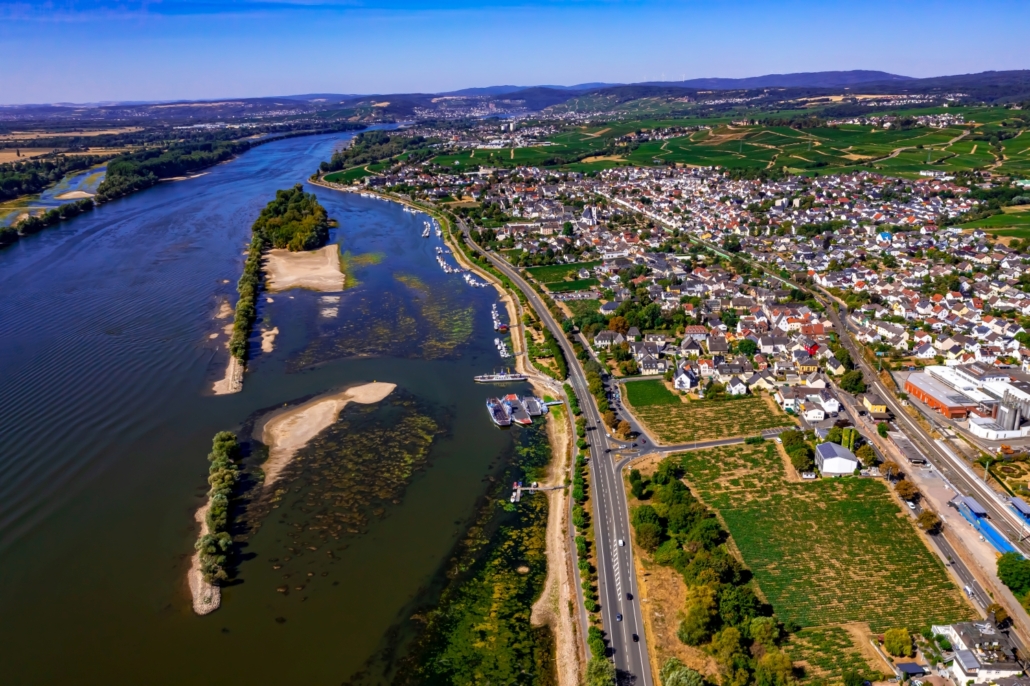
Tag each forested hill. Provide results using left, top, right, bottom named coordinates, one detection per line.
left=95, top=140, right=249, bottom=202
left=254, top=184, right=330, bottom=251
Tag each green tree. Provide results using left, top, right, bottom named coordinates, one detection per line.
left=635, top=522, right=663, bottom=552
left=856, top=443, right=876, bottom=465
left=586, top=657, right=617, bottom=686
left=737, top=338, right=758, bottom=356
left=918, top=510, right=942, bottom=533
left=998, top=552, right=1030, bottom=596
left=840, top=369, right=866, bottom=394
left=826, top=426, right=843, bottom=444
left=754, top=649, right=795, bottom=686
left=883, top=627, right=912, bottom=657
left=877, top=421, right=890, bottom=438
left=678, top=584, right=719, bottom=646
left=895, top=479, right=918, bottom=501
left=659, top=658, right=704, bottom=686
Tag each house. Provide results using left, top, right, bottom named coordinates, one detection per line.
left=726, top=377, right=748, bottom=396
left=674, top=366, right=699, bottom=391
left=708, top=336, right=729, bottom=354
left=594, top=330, right=626, bottom=349
left=815, top=442, right=859, bottom=476
left=825, top=357, right=846, bottom=376
left=862, top=393, right=888, bottom=415
left=627, top=326, right=642, bottom=342
left=680, top=339, right=703, bottom=357
left=933, top=621, right=1023, bottom=684
left=914, top=342, right=937, bottom=359
left=803, top=407, right=826, bottom=422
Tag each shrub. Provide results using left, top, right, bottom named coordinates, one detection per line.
left=998, top=552, right=1030, bottom=596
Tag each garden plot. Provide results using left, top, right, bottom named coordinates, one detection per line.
left=626, top=395, right=794, bottom=443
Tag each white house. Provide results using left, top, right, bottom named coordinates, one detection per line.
left=815, top=442, right=859, bottom=476
left=932, top=622, right=1022, bottom=684
left=803, top=407, right=826, bottom=422
left=726, top=377, right=748, bottom=396
left=674, top=367, right=699, bottom=391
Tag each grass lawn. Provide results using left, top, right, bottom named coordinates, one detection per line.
left=626, top=395, right=794, bottom=443
left=546, top=278, right=598, bottom=292
left=323, top=166, right=375, bottom=184
left=525, top=260, right=601, bottom=283
left=623, top=379, right=679, bottom=406
left=674, top=442, right=973, bottom=637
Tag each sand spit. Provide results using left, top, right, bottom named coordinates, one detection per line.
left=264, top=244, right=344, bottom=292
left=261, top=327, right=279, bottom=353
left=256, top=382, right=396, bottom=487
left=188, top=503, right=221, bottom=615
left=212, top=356, right=243, bottom=395
left=55, top=190, right=95, bottom=200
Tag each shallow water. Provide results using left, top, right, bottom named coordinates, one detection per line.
left=0, top=132, right=533, bottom=684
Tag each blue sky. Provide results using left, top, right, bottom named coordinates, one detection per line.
left=1, top=0, right=1027, bottom=104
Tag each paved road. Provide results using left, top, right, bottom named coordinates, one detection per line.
left=458, top=219, right=653, bottom=684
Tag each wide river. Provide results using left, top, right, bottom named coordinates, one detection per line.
left=0, top=132, right=531, bottom=684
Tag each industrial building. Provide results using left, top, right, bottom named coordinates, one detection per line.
left=904, top=365, right=1030, bottom=440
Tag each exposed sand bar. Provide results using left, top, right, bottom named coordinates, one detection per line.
left=55, top=190, right=95, bottom=200
left=188, top=503, right=221, bottom=615
left=264, top=244, right=345, bottom=292
left=256, top=382, right=396, bottom=487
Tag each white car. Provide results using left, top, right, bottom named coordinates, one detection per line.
left=618, top=539, right=625, bottom=547
left=906, top=501, right=916, bottom=510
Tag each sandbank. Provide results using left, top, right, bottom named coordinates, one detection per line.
left=261, top=327, right=279, bottom=353
left=188, top=502, right=221, bottom=615
left=55, top=190, right=95, bottom=200
left=212, top=356, right=243, bottom=395
left=256, top=382, right=396, bottom=487
left=264, top=244, right=345, bottom=292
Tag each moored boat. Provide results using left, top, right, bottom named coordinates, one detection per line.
left=487, top=397, right=512, bottom=426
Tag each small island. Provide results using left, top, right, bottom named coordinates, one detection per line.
left=213, top=184, right=341, bottom=394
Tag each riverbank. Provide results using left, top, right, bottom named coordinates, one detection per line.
left=255, top=382, right=397, bottom=488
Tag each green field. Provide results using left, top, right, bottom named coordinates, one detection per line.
left=622, top=379, right=679, bottom=406
left=626, top=395, right=794, bottom=443
left=545, top=278, right=598, bottom=292
left=525, top=260, right=601, bottom=283
left=565, top=299, right=601, bottom=318
left=675, top=442, right=973, bottom=637
left=959, top=209, right=1030, bottom=233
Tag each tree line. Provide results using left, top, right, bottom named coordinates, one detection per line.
left=95, top=140, right=250, bottom=202
left=630, top=457, right=799, bottom=685
left=195, top=431, right=242, bottom=584
left=0, top=198, right=96, bottom=249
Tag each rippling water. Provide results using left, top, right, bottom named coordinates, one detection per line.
left=0, top=132, right=530, bottom=684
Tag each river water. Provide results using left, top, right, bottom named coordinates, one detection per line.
left=0, top=132, right=532, bottom=684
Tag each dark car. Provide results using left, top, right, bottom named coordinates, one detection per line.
left=632, top=633, right=639, bottom=642
left=616, top=614, right=623, bottom=622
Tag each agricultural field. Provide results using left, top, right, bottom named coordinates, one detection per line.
left=564, top=299, right=600, bottom=318
left=675, top=442, right=973, bottom=635
left=525, top=260, right=601, bottom=283
left=785, top=626, right=884, bottom=683
left=625, top=394, right=794, bottom=443
left=998, top=131, right=1030, bottom=177
left=960, top=209, right=1030, bottom=236
left=622, top=379, right=680, bottom=406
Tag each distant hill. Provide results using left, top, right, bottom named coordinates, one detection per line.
left=640, top=70, right=911, bottom=90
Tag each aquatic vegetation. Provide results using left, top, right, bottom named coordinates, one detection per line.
left=244, top=392, right=442, bottom=591
left=379, top=422, right=556, bottom=686
left=195, top=431, right=242, bottom=584
left=338, top=250, right=385, bottom=289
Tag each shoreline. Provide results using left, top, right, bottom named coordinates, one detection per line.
left=188, top=502, right=221, bottom=615
left=254, top=381, right=397, bottom=488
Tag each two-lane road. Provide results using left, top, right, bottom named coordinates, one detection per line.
left=458, top=219, right=653, bottom=684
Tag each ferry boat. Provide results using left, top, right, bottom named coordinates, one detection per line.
left=502, top=394, right=533, bottom=425
left=487, top=397, right=512, bottom=426
left=523, top=396, right=544, bottom=416
left=474, top=370, right=528, bottom=383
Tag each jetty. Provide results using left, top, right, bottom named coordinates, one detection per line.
left=510, top=480, right=565, bottom=503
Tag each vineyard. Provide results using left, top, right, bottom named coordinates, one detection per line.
left=627, top=395, right=794, bottom=443
left=785, top=627, right=877, bottom=683
left=674, top=442, right=973, bottom=669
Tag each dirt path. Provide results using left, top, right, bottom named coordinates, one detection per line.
left=531, top=403, right=581, bottom=686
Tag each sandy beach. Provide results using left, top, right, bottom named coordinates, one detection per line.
left=264, top=244, right=345, bottom=292
left=261, top=326, right=279, bottom=353
left=256, top=382, right=396, bottom=487
left=55, top=190, right=95, bottom=200
left=187, top=502, right=221, bottom=615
